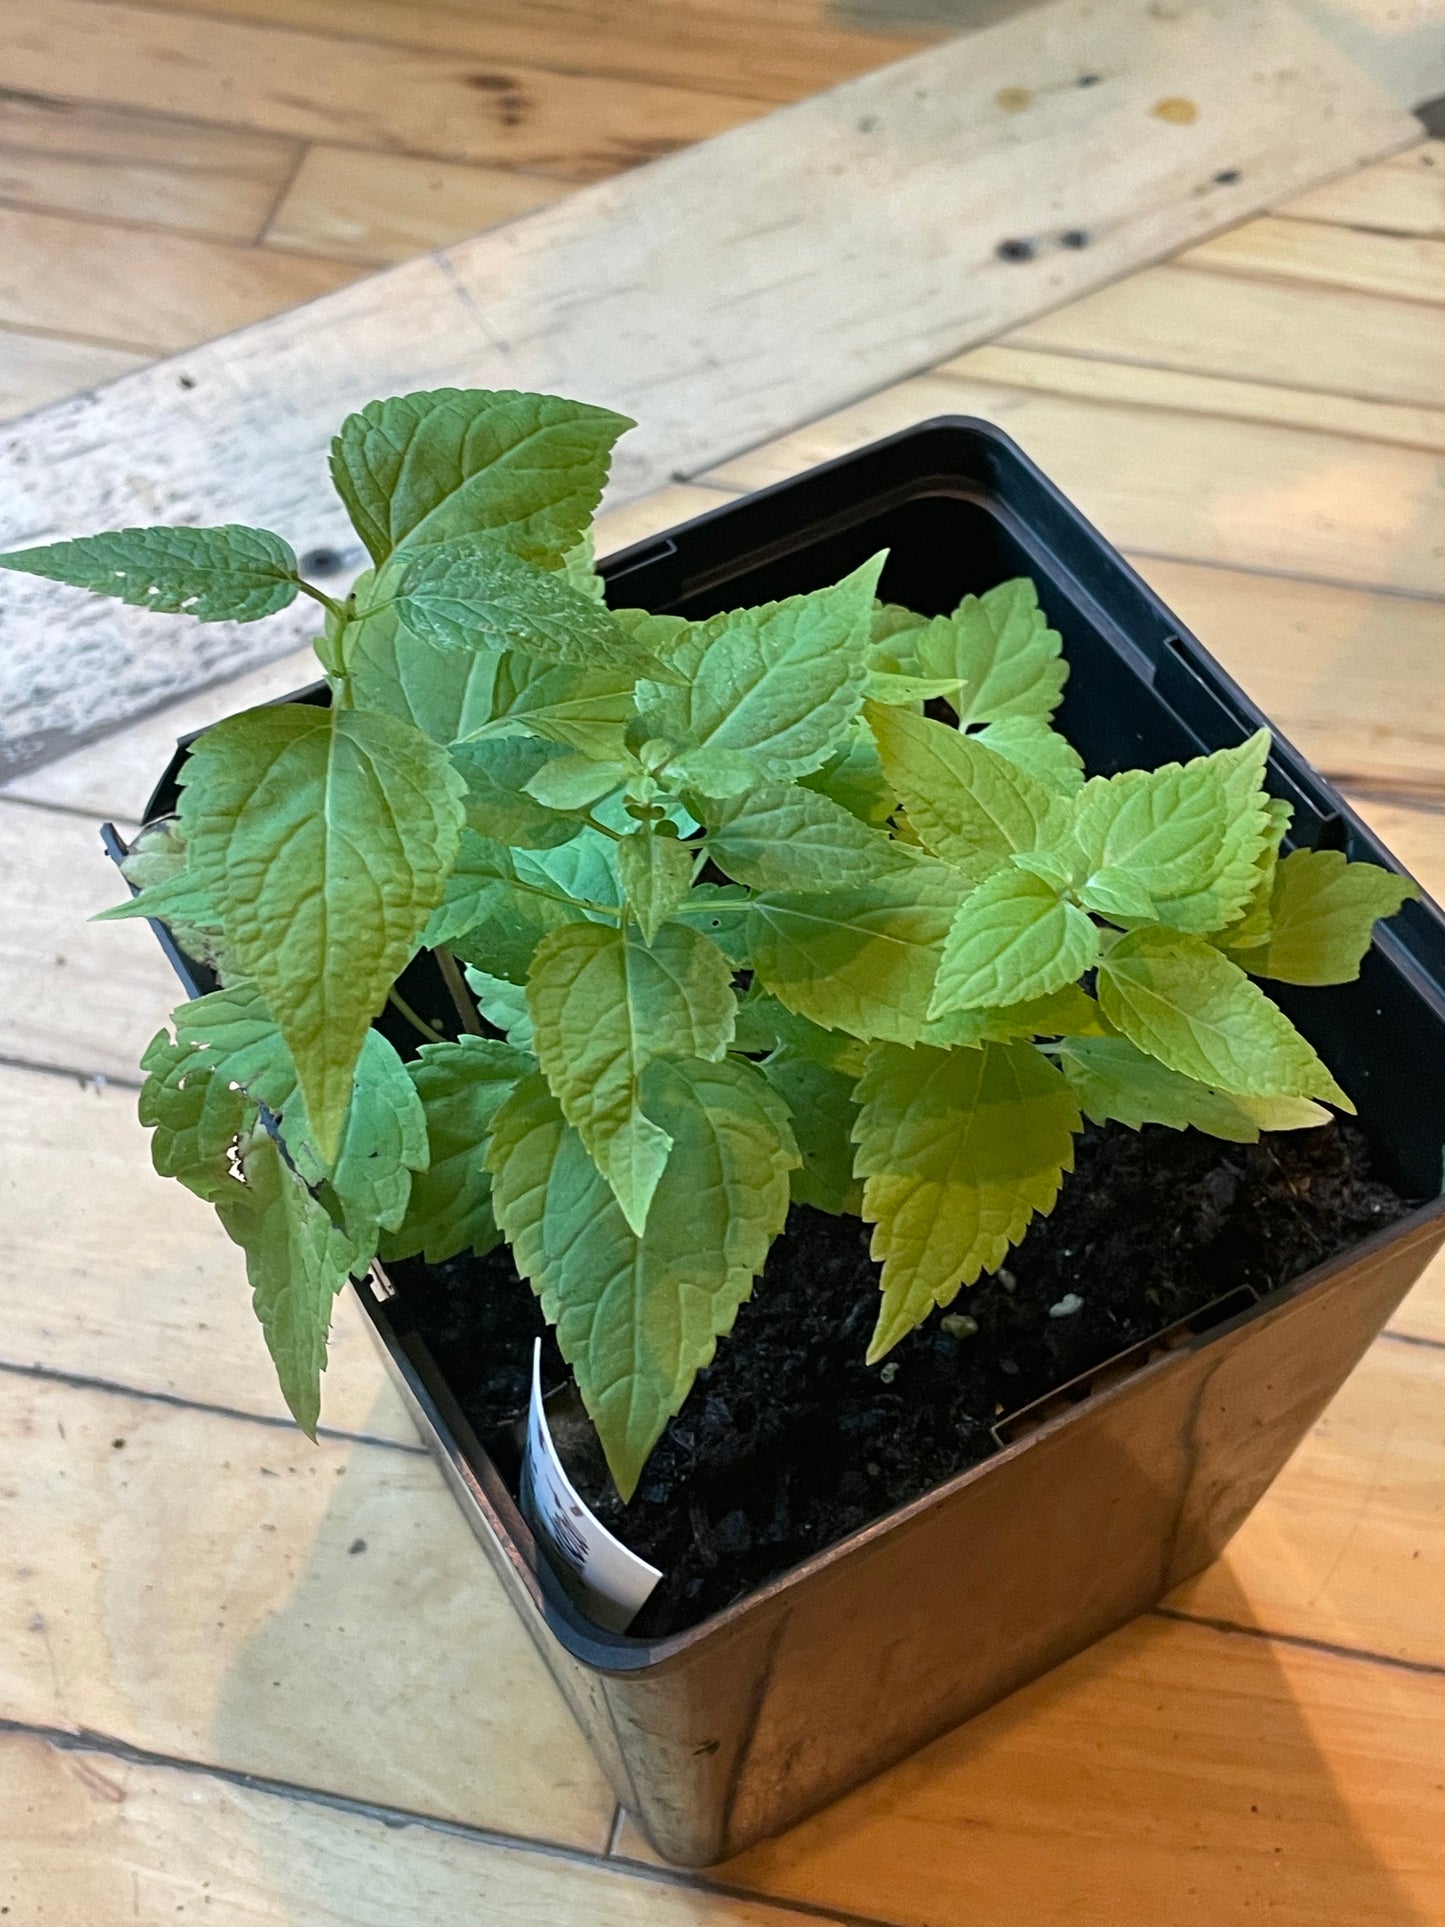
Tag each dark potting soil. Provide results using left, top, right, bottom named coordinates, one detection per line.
left=385, top=1117, right=1415, bottom=1637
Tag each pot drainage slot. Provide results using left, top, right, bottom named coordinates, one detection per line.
left=989, top=1284, right=1259, bottom=1448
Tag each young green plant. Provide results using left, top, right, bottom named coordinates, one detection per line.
left=4, top=387, right=1417, bottom=1497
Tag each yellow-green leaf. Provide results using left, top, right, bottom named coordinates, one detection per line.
left=929, top=869, right=1099, bottom=1015
left=616, top=825, right=695, bottom=944
left=1231, top=849, right=1418, bottom=985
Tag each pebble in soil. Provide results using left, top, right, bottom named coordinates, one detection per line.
left=384, top=1117, right=1415, bottom=1637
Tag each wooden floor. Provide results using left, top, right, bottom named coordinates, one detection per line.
left=0, top=0, right=942, bottom=420
left=3, top=16, right=1445, bottom=1922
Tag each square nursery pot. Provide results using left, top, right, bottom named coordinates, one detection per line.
left=122, top=420, right=1445, bottom=1868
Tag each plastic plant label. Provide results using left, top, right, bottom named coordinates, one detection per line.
left=521, top=1340, right=662, bottom=1633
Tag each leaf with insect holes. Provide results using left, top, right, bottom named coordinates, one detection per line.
left=0, top=524, right=300, bottom=622
left=748, top=862, right=969, bottom=1045
left=390, top=540, right=674, bottom=677
left=215, top=1130, right=360, bottom=1437
left=929, top=869, right=1100, bottom=1015
left=1055, top=1033, right=1328, bottom=1143
left=379, top=1036, right=533, bottom=1265
left=855, top=1040, right=1080, bottom=1360
left=636, top=557, right=884, bottom=782
left=486, top=1056, right=797, bottom=1498
left=616, top=826, right=695, bottom=944
left=1229, top=849, right=1418, bottom=985
left=1097, top=927, right=1353, bottom=1108
left=868, top=700, right=1067, bottom=882
left=138, top=1029, right=253, bottom=1205
left=178, top=702, right=465, bottom=1163
left=526, top=921, right=736, bottom=1233
left=330, top=388, right=631, bottom=568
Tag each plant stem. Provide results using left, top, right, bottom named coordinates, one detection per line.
left=506, top=874, right=621, bottom=921
left=295, top=578, right=347, bottom=620
left=434, top=944, right=484, bottom=1035
left=387, top=986, right=447, bottom=1044
left=581, top=812, right=623, bottom=842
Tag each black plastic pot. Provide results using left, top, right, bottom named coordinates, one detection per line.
left=126, top=419, right=1445, bottom=1868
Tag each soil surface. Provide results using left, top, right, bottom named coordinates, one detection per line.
left=386, top=1118, right=1415, bottom=1636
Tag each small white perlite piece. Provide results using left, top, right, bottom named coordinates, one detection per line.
left=522, top=1340, right=662, bottom=1634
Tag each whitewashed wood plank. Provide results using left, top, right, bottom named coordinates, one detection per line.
left=946, top=341, right=1445, bottom=452
left=0, top=1061, right=415, bottom=1438
left=0, top=0, right=1417, bottom=780
left=0, top=1731, right=823, bottom=1927
left=1003, top=262, right=1445, bottom=408
left=1183, top=213, right=1445, bottom=303
left=702, top=374, right=1445, bottom=597
left=0, top=1374, right=618, bottom=1847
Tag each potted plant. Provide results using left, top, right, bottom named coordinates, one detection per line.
left=8, top=390, right=1445, bottom=1867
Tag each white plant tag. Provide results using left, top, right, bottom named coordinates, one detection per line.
left=521, top=1340, right=662, bottom=1634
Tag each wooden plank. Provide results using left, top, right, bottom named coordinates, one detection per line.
left=0, top=94, right=301, bottom=243
left=0, top=1061, right=415, bottom=1439
left=946, top=340, right=1445, bottom=452
left=265, top=145, right=573, bottom=267
left=0, top=481, right=731, bottom=817
left=1127, top=557, right=1445, bottom=794
left=623, top=1617, right=1445, bottom=1925
left=1170, top=1339, right=1445, bottom=1665
left=1391, top=1248, right=1445, bottom=1345
left=1275, top=139, right=1445, bottom=235
left=1182, top=214, right=1445, bottom=304
left=122, top=0, right=933, bottom=104
left=0, top=328, right=146, bottom=424
left=1, top=0, right=767, bottom=179
left=0, top=1374, right=618, bottom=1846
left=701, top=373, right=1445, bottom=597
left=0, top=796, right=189, bottom=1081
left=0, top=204, right=358, bottom=356
left=0, top=1732, right=827, bottom=1927
left=1003, top=261, right=1445, bottom=408
left=0, top=0, right=1417, bottom=780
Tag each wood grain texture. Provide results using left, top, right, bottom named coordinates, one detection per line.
left=0, top=1733, right=829, bottom=1927
left=702, top=372, right=1445, bottom=597
left=0, top=0, right=1417, bottom=779
left=1391, top=1247, right=1445, bottom=1343
left=265, top=146, right=572, bottom=266
left=0, top=1061, right=415, bottom=1438
left=1277, top=139, right=1445, bottom=235
left=947, top=340, right=1445, bottom=452
left=0, top=204, right=358, bottom=355
left=617, top=1616, right=1445, bottom=1925
left=0, top=1373, right=618, bottom=1847
left=1183, top=213, right=1445, bottom=304
left=1, top=0, right=766, bottom=178
left=0, top=94, right=300, bottom=242
left=118, top=0, right=934, bottom=103
left=0, top=328, right=146, bottom=422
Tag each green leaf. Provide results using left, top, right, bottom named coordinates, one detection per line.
left=1216, top=796, right=1292, bottom=954
left=450, top=736, right=583, bottom=849
left=732, top=987, right=870, bottom=1073
left=662, top=743, right=765, bottom=799
left=871, top=600, right=928, bottom=648
left=329, top=388, right=631, bottom=568
left=1068, top=761, right=1229, bottom=907
left=929, top=869, right=1099, bottom=1016
left=671, top=883, right=753, bottom=967
left=468, top=651, right=634, bottom=758
left=920, top=982, right=1106, bottom=1048
left=380, top=1035, right=532, bottom=1264
left=391, top=539, right=670, bottom=675
left=318, top=1029, right=430, bottom=1260
left=174, top=980, right=306, bottom=1121
left=522, top=753, right=631, bottom=812
left=636, top=556, right=884, bottom=782
left=974, top=717, right=1084, bottom=796
left=1097, top=927, right=1353, bottom=1108
left=698, top=781, right=929, bottom=892
left=436, top=832, right=603, bottom=977
left=463, top=966, right=535, bottom=1049
left=855, top=1040, right=1080, bottom=1360
left=758, top=1048, right=863, bottom=1214
left=0, top=524, right=299, bottom=622
left=179, top=702, right=466, bottom=1162
left=799, top=717, right=893, bottom=825
left=910, top=578, right=1066, bottom=726
left=560, top=529, right=606, bottom=601
left=1056, top=1033, right=1297, bottom=1143
left=863, top=669, right=964, bottom=705
left=486, top=1056, right=797, bottom=1498
left=867, top=700, right=1067, bottom=882
left=346, top=597, right=501, bottom=745
left=215, top=1130, right=359, bottom=1437
left=526, top=921, right=736, bottom=1233
left=748, top=864, right=968, bottom=1045
left=138, top=1029, right=252, bottom=1204
left=1230, top=849, right=1418, bottom=985
left=616, top=825, right=695, bottom=944
left=1143, top=732, right=1274, bottom=933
